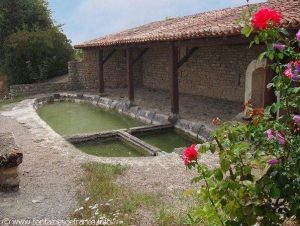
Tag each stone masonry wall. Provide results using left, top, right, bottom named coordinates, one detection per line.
left=73, top=44, right=263, bottom=102
left=142, top=45, right=263, bottom=102
left=179, top=45, right=263, bottom=101
left=77, top=48, right=143, bottom=90
left=10, top=82, right=74, bottom=97
left=76, top=49, right=99, bottom=90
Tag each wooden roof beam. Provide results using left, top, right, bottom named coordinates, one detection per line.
left=103, top=49, right=116, bottom=64
left=177, top=47, right=199, bottom=69
left=133, top=48, right=149, bottom=64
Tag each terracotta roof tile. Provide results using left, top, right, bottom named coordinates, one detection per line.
left=75, top=0, right=300, bottom=48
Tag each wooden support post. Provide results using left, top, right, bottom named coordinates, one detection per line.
left=98, top=49, right=104, bottom=93
left=169, top=43, right=179, bottom=114
left=126, top=47, right=134, bottom=103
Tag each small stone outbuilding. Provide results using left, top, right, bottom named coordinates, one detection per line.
left=70, top=0, right=299, bottom=114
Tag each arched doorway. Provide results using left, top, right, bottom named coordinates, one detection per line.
left=244, top=59, right=268, bottom=108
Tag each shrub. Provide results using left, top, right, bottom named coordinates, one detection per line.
left=0, top=0, right=52, bottom=64
left=183, top=7, right=300, bottom=226
left=3, top=28, right=74, bottom=84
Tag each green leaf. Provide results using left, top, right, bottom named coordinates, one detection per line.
left=232, top=142, right=249, bottom=154
left=258, top=52, right=266, bottom=61
left=277, top=52, right=284, bottom=60
left=191, top=176, right=203, bottom=184
left=268, top=51, right=275, bottom=61
left=244, top=166, right=252, bottom=175
left=215, top=169, right=223, bottom=181
left=265, top=106, right=271, bottom=114
left=254, top=36, right=260, bottom=44
left=270, top=186, right=281, bottom=199
left=291, top=87, right=300, bottom=94
left=241, top=26, right=253, bottom=37
left=271, top=102, right=281, bottom=113
left=221, top=158, right=231, bottom=172
left=279, top=28, right=289, bottom=36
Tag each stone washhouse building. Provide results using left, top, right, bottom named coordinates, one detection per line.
left=71, top=0, right=299, bottom=116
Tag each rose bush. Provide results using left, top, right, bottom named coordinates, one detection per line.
left=184, top=6, right=300, bottom=226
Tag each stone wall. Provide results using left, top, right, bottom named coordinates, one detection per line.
left=9, top=61, right=82, bottom=97
left=179, top=45, right=263, bottom=101
left=75, top=48, right=143, bottom=90
left=10, top=82, right=73, bottom=97
left=143, top=47, right=170, bottom=90
left=142, top=45, right=263, bottom=102
left=74, top=44, right=263, bottom=102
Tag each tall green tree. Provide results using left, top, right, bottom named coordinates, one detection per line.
left=0, top=0, right=52, bottom=62
left=0, top=0, right=75, bottom=84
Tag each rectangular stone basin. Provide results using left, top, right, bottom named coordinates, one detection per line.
left=134, top=129, right=198, bottom=153
left=75, top=139, right=151, bottom=157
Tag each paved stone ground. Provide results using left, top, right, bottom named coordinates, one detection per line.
left=106, top=88, right=242, bottom=127
left=0, top=98, right=218, bottom=224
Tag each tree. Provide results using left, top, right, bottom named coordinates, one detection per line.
left=4, top=28, right=74, bottom=84
left=0, top=0, right=52, bottom=62
left=0, top=0, right=75, bottom=84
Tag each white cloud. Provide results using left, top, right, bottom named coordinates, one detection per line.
left=65, top=0, right=265, bottom=44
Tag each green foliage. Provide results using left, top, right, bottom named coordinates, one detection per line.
left=3, top=28, right=74, bottom=84
left=0, top=0, right=75, bottom=84
left=0, top=0, right=52, bottom=63
left=186, top=8, right=300, bottom=226
left=74, top=49, right=83, bottom=61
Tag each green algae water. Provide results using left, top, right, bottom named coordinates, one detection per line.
left=37, top=102, right=143, bottom=135
left=137, top=130, right=196, bottom=152
left=76, top=140, right=148, bottom=157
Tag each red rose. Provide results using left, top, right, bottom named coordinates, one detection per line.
left=252, top=8, right=281, bottom=30
left=182, top=144, right=198, bottom=166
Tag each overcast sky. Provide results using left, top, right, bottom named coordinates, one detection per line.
left=47, top=0, right=265, bottom=45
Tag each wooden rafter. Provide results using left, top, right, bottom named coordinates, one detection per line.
left=103, top=49, right=116, bottom=64
left=133, top=48, right=149, bottom=64
left=177, top=47, right=199, bottom=69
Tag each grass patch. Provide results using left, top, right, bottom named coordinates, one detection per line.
left=155, top=189, right=209, bottom=226
left=72, top=162, right=160, bottom=225
left=156, top=205, right=189, bottom=226
left=0, top=96, right=27, bottom=110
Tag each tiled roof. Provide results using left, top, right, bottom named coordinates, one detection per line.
left=75, top=0, right=300, bottom=48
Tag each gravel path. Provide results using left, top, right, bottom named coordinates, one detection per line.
left=0, top=97, right=218, bottom=224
